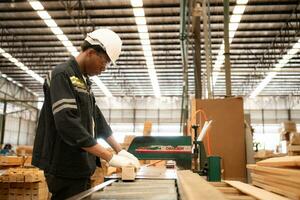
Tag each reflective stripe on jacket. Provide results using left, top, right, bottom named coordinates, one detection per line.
left=32, top=57, right=112, bottom=178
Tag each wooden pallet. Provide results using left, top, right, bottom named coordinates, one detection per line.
left=0, top=168, right=48, bottom=200
left=248, top=157, right=300, bottom=200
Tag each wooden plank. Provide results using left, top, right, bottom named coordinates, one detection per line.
left=225, top=195, right=256, bottom=200
left=224, top=181, right=289, bottom=200
left=251, top=172, right=300, bottom=189
left=217, top=187, right=241, bottom=194
left=252, top=176, right=300, bottom=195
left=121, top=166, right=136, bottom=181
left=256, top=156, right=300, bottom=168
left=210, top=182, right=229, bottom=187
left=177, top=170, right=228, bottom=200
left=252, top=181, right=299, bottom=200
left=247, top=164, right=300, bottom=177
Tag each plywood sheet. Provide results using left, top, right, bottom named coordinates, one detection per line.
left=224, top=180, right=289, bottom=200
left=195, top=97, right=246, bottom=181
left=256, top=156, right=300, bottom=168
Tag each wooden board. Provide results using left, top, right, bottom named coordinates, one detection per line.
left=251, top=175, right=300, bottom=195
left=195, top=97, right=247, bottom=181
left=247, top=164, right=300, bottom=177
left=177, top=170, right=228, bottom=200
left=251, top=172, right=300, bottom=189
left=256, top=156, right=300, bottom=168
left=252, top=181, right=299, bottom=200
left=224, top=180, right=289, bottom=200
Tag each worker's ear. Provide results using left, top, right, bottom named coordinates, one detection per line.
left=86, top=48, right=95, bottom=57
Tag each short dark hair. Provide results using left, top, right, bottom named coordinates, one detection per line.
left=81, top=41, right=106, bottom=55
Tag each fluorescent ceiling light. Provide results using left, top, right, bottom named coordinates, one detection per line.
left=2, top=74, right=7, bottom=78
left=138, top=32, right=150, bottom=40
left=135, top=17, right=146, bottom=25
left=230, top=15, right=242, bottom=23
left=50, top=27, right=63, bottom=35
left=141, top=39, right=150, bottom=45
left=212, top=1, right=248, bottom=86
left=71, top=51, right=79, bottom=57
left=0, top=48, right=4, bottom=53
left=142, top=45, right=151, bottom=51
left=229, top=23, right=239, bottom=31
left=37, top=10, right=51, bottom=19
left=137, top=25, right=148, bottom=33
left=67, top=46, right=77, bottom=52
left=44, top=19, right=57, bottom=27
left=2, top=53, right=12, bottom=59
left=56, top=34, right=68, bottom=41
left=133, top=8, right=145, bottom=17
left=233, top=5, right=246, bottom=14
left=249, top=39, right=300, bottom=98
left=237, top=0, right=249, bottom=4
left=62, top=40, right=73, bottom=47
left=7, top=77, right=12, bottom=81
left=8, top=57, right=18, bottom=63
left=28, top=0, right=44, bottom=10
left=143, top=51, right=153, bottom=57
left=130, top=0, right=143, bottom=7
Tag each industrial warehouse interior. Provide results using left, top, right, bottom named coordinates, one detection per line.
left=0, top=0, right=300, bottom=199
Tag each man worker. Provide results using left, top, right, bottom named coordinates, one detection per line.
left=32, top=28, right=140, bottom=199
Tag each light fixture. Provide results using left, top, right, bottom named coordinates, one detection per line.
left=131, top=1, right=161, bottom=97
left=230, top=15, right=242, bottom=23
left=211, top=0, right=248, bottom=86
left=28, top=0, right=44, bottom=10
left=133, top=8, right=145, bottom=17
left=2, top=53, right=12, bottom=59
left=44, top=19, right=57, bottom=27
left=50, top=27, right=63, bottom=35
left=249, top=38, right=300, bottom=98
left=237, top=0, right=249, bottom=4
left=28, top=0, right=113, bottom=97
left=130, top=0, right=143, bottom=7
left=56, top=34, right=68, bottom=41
left=37, top=10, right=51, bottom=19
left=137, top=25, right=148, bottom=33
left=135, top=17, right=146, bottom=25
left=233, top=5, right=246, bottom=14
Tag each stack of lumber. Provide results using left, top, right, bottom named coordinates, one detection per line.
left=0, top=156, right=23, bottom=167
left=143, top=120, right=152, bottom=136
left=211, top=181, right=288, bottom=200
left=16, top=146, right=33, bottom=156
left=247, top=156, right=300, bottom=200
left=280, top=121, right=297, bottom=142
left=0, top=167, right=48, bottom=200
left=288, top=133, right=300, bottom=156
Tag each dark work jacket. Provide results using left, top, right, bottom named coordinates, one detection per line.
left=32, top=57, right=112, bottom=178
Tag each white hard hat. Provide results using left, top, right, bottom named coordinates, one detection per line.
left=85, top=28, right=122, bottom=65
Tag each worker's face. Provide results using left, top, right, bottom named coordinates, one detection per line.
left=85, top=49, right=111, bottom=76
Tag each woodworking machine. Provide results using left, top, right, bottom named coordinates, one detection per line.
left=67, top=136, right=221, bottom=199
left=127, top=136, right=192, bottom=169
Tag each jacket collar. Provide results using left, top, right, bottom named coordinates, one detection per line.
left=68, top=56, right=92, bottom=88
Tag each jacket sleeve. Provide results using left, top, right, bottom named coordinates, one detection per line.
left=50, top=73, right=97, bottom=148
left=94, top=105, right=112, bottom=139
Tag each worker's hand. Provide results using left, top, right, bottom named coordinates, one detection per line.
left=108, top=154, right=135, bottom=168
left=118, top=150, right=140, bottom=169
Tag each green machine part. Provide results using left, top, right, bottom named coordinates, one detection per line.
left=127, top=136, right=192, bottom=169
left=207, top=156, right=221, bottom=182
